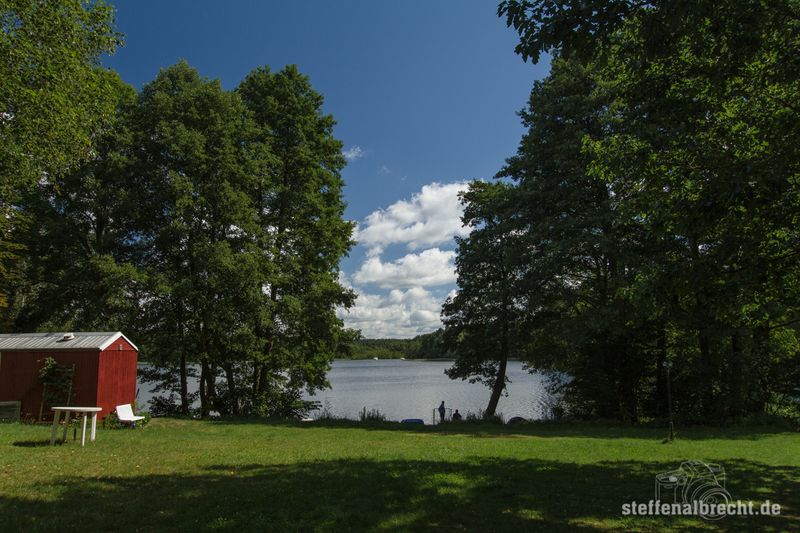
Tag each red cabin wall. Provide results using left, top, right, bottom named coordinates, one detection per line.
left=0, top=350, right=99, bottom=421
left=96, top=337, right=138, bottom=418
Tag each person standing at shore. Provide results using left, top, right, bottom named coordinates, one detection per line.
left=438, top=401, right=446, bottom=423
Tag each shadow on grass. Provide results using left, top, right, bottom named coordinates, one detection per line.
left=1, top=458, right=796, bottom=532
left=11, top=439, right=54, bottom=447
left=209, top=416, right=797, bottom=441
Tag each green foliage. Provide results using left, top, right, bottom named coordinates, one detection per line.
left=252, top=385, right=319, bottom=419
left=314, top=399, right=340, bottom=421
left=345, top=330, right=450, bottom=360
left=127, top=61, right=267, bottom=417
left=347, top=339, right=409, bottom=360
left=37, top=357, right=75, bottom=410
left=103, top=410, right=151, bottom=430
left=0, top=0, right=122, bottom=310
left=488, top=1, right=800, bottom=422
left=358, top=407, right=386, bottom=422
left=0, top=0, right=121, bottom=180
left=461, top=410, right=506, bottom=425
left=117, top=62, right=355, bottom=419
left=4, top=60, right=356, bottom=421
left=498, top=0, right=633, bottom=63
left=237, top=65, right=355, bottom=413
left=442, top=181, right=524, bottom=416
left=4, top=70, right=141, bottom=332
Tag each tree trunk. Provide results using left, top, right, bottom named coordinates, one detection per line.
left=207, top=362, right=222, bottom=414
left=728, top=330, right=744, bottom=420
left=224, top=363, right=239, bottom=415
left=698, top=328, right=714, bottom=417
left=252, top=362, right=261, bottom=400
left=655, top=329, right=667, bottom=417
left=752, top=325, right=771, bottom=412
left=615, top=338, right=638, bottom=423
left=485, top=318, right=510, bottom=417
left=485, top=357, right=507, bottom=417
left=199, top=361, right=209, bottom=418
left=179, top=349, right=189, bottom=415
left=176, top=306, right=189, bottom=415
left=257, top=361, right=271, bottom=395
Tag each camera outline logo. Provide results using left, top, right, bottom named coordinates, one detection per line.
left=655, top=460, right=732, bottom=520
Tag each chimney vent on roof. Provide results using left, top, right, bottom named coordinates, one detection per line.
left=62, top=332, right=75, bottom=341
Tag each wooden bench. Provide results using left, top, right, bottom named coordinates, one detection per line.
left=0, top=401, right=21, bottom=422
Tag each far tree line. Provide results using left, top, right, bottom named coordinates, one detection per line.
left=344, top=330, right=449, bottom=360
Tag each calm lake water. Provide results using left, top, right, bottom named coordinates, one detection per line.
left=136, top=359, right=551, bottom=422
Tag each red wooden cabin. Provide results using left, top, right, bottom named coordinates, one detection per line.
left=0, top=332, right=138, bottom=421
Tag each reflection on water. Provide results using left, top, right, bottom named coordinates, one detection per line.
left=136, top=359, right=551, bottom=422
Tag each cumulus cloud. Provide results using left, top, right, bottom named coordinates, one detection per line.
left=338, top=287, right=446, bottom=338
left=340, top=181, right=474, bottom=338
left=353, top=248, right=456, bottom=289
left=355, top=181, right=470, bottom=252
left=343, top=145, right=364, bottom=162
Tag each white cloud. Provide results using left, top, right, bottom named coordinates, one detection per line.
left=343, top=146, right=364, bottom=162
left=353, top=248, right=456, bottom=289
left=340, top=181, right=474, bottom=338
left=355, top=181, right=470, bottom=251
left=338, top=287, right=445, bottom=338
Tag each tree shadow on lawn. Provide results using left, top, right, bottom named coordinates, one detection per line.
left=11, top=439, right=54, bottom=447
left=210, top=416, right=798, bottom=441
left=2, top=458, right=796, bottom=532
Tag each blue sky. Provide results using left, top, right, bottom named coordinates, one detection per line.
left=105, top=0, right=551, bottom=338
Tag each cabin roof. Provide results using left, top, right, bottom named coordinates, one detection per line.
left=0, top=332, right=138, bottom=352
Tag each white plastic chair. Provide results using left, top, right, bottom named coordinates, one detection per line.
left=116, top=404, right=145, bottom=426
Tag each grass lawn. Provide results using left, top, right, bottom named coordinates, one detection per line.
left=1, top=418, right=798, bottom=532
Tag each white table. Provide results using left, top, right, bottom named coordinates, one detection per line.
left=50, top=406, right=102, bottom=446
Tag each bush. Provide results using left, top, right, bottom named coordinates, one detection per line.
left=103, top=409, right=151, bottom=430
left=765, top=393, right=800, bottom=426
left=252, top=386, right=320, bottom=419
left=359, top=407, right=386, bottom=422
left=537, top=393, right=569, bottom=422
left=147, top=393, right=197, bottom=417
left=314, top=400, right=342, bottom=421
left=460, top=410, right=504, bottom=424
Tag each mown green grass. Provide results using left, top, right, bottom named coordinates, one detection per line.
left=1, top=419, right=798, bottom=532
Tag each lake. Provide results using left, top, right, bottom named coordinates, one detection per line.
left=136, top=359, right=551, bottom=422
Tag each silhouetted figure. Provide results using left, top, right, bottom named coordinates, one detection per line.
left=438, top=401, right=446, bottom=423
left=452, top=409, right=462, bottom=421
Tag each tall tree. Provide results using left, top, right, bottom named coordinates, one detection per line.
left=442, top=181, right=524, bottom=417
left=0, top=0, right=121, bottom=310
left=130, top=61, right=265, bottom=416
left=496, top=58, right=656, bottom=421
left=238, top=65, right=355, bottom=416
left=498, top=0, right=800, bottom=420
left=0, top=0, right=121, bottom=180
left=3, top=71, right=141, bottom=333
left=581, top=0, right=800, bottom=418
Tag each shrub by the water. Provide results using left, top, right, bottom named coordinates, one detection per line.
left=359, top=407, right=386, bottom=422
